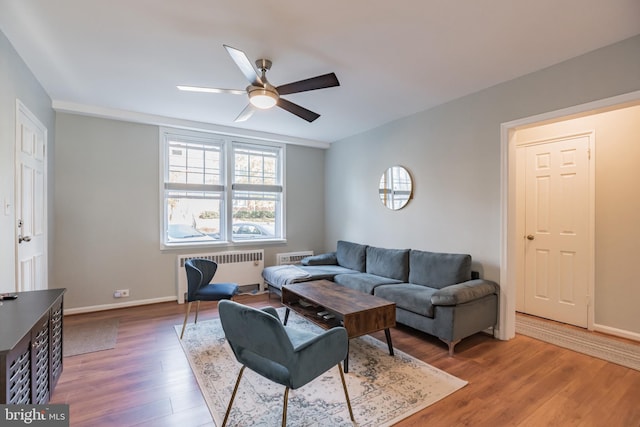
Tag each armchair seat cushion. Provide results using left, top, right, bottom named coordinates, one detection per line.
left=284, top=326, right=319, bottom=349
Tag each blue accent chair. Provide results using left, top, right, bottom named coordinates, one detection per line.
left=218, top=300, right=355, bottom=427
left=180, top=258, right=238, bottom=339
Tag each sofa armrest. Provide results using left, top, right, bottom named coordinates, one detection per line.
left=431, top=279, right=499, bottom=306
left=301, top=252, right=337, bottom=266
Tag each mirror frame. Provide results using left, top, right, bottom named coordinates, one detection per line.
left=378, top=166, right=413, bottom=210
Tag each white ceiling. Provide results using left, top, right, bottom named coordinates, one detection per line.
left=1, top=1, right=639, bottom=143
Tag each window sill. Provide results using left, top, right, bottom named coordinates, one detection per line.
left=160, top=238, right=286, bottom=252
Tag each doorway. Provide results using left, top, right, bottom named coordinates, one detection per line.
left=499, top=89, right=640, bottom=341
left=515, top=132, right=593, bottom=328
left=15, top=100, right=48, bottom=292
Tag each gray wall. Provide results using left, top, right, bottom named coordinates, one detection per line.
left=326, top=35, right=640, bottom=335
left=53, top=113, right=326, bottom=309
left=0, top=30, right=55, bottom=293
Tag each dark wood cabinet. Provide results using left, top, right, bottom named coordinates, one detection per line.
left=0, top=288, right=66, bottom=404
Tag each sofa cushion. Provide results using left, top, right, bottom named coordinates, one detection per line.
left=408, top=250, right=472, bottom=290
left=336, top=240, right=367, bottom=272
left=334, top=273, right=401, bottom=295
left=374, top=284, right=437, bottom=318
left=366, top=246, right=410, bottom=281
left=301, top=252, right=337, bottom=266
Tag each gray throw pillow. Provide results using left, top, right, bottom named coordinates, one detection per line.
left=301, top=252, right=337, bottom=266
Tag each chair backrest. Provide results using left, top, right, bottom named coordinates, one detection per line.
left=185, top=258, right=218, bottom=300
left=218, top=300, right=295, bottom=374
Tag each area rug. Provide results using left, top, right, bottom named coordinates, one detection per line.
left=516, top=314, right=640, bottom=371
left=64, top=319, right=119, bottom=357
left=177, top=309, right=467, bottom=426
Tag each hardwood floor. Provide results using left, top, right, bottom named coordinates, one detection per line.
left=51, top=294, right=640, bottom=427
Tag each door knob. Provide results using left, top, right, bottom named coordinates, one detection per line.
left=18, top=235, right=31, bottom=243
left=526, top=234, right=535, bottom=241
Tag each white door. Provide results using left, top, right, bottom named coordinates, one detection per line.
left=15, top=101, right=48, bottom=292
left=523, top=134, right=591, bottom=327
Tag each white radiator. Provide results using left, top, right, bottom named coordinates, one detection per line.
left=176, top=249, right=264, bottom=303
left=277, top=251, right=313, bottom=266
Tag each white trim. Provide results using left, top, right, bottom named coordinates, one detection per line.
left=593, top=323, right=640, bottom=343
left=64, top=296, right=177, bottom=315
left=52, top=100, right=330, bottom=149
left=499, top=89, right=640, bottom=341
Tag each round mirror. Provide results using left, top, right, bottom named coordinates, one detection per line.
left=379, top=166, right=413, bottom=210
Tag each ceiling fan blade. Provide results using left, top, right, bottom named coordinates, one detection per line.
left=177, top=85, right=245, bottom=95
left=234, top=104, right=256, bottom=122
left=276, top=72, right=339, bottom=95
left=277, top=98, right=320, bottom=122
left=223, top=44, right=264, bottom=87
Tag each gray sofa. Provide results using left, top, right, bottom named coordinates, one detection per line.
left=262, top=240, right=499, bottom=355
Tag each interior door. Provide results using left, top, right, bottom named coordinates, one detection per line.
left=16, top=101, right=48, bottom=292
left=523, top=134, right=591, bottom=327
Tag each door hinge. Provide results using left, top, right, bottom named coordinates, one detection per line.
left=587, top=147, right=591, bottom=160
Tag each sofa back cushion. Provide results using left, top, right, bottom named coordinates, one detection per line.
left=409, top=250, right=472, bottom=289
left=366, top=246, right=410, bottom=281
left=336, top=240, right=367, bottom=272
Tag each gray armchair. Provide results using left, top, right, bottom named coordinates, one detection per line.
left=218, top=300, right=355, bottom=427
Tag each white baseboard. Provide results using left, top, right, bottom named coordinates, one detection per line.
left=593, top=323, right=640, bottom=343
left=64, top=296, right=177, bottom=315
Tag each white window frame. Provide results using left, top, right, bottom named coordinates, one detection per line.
left=160, top=127, right=286, bottom=249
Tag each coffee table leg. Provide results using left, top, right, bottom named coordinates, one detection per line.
left=384, top=328, right=394, bottom=356
left=283, top=308, right=290, bottom=325
left=343, top=340, right=350, bottom=373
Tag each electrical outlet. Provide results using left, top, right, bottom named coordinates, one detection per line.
left=114, top=289, right=130, bottom=298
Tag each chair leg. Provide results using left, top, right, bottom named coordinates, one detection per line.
left=222, top=366, right=246, bottom=427
left=179, top=302, right=192, bottom=339
left=194, top=300, right=201, bottom=324
left=337, top=364, right=355, bottom=422
left=282, top=387, right=289, bottom=427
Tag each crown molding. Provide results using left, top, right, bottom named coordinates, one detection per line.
left=51, top=100, right=331, bottom=149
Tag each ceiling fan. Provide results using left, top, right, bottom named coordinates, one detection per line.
left=177, top=45, right=340, bottom=123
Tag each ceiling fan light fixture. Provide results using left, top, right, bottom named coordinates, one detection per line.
left=248, top=87, right=278, bottom=109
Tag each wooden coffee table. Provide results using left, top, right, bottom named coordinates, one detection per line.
left=282, top=279, right=395, bottom=372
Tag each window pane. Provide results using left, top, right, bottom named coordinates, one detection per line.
left=232, top=192, right=277, bottom=240
left=167, top=191, right=222, bottom=242
left=168, top=140, right=222, bottom=186
left=234, top=145, right=278, bottom=186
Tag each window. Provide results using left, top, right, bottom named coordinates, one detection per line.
left=161, top=128, right=284, bottom=247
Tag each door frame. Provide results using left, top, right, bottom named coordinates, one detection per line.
left=15, top=99, right=48, bottom=291
left=498, top=89, right=640, bottom=341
